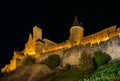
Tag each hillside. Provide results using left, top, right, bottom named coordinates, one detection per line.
left=51, top=61, right=120, bottom=81
left=1, top=61, right=120, bottom=81
left=0, top=64, right=53, bottom=81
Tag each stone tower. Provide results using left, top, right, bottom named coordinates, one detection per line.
left=69, top=16, right=84, bottom=46
left=33, top=26, right=45, bottom=57
left=33, top=25, right=42, bottom=41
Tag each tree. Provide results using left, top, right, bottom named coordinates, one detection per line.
left=0, top=72, right=4, bottom=78
left=79, top=50, right=94, bottom=73
left=44, top=54, right=60, bottom=69
left=93, top=50, right=111, bottom=68
left=22, top=55, right=36, bottom=65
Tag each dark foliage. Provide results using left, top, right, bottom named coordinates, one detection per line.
left=22, top=55, right=36, bottom=65
left=79, top=50, right=95, bottom=73
left=93, top=50, right=111, bottom=68
left=44, top=54, right=60, bottom=69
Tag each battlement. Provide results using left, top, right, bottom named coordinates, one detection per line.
left=42, top=25, right=120, bottom=53
left=80, top=26, right=119, bottom=46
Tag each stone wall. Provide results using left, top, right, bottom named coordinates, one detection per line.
left=42, top=41, right=71, bottom=53
left=39, top=26, right=120, bottom=54
left=36, top=48, right=65, bottom=63
left=62, top=35, right=120, bottom=67
left=62, top=46, right=81, bottom=67
left=36, top=35, right=120, bottom=68
left=1, top=51, right=24, bottom=73
left=24, top=33, right=35, bottom=55
left=80, top=26, right=119, bottom=46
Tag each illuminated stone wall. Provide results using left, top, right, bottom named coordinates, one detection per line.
left=42, top=25, right=120, bottom=53
left=62, top=35, right=120, bottom=67
left=35, top=42, right=44, bottom=54
left=42, top=40, right=71, bottom=53
left=80, top=26, right=118, bottom=46
left=35, top=25, right=120, bottom=67
left=24, top=33, right=35, bottom=55
left=42, top=26, right=120, bottom=53
left=1, top=26, right=57, bottom=73
left=43, top=38, right=57, bottom=48
left=36, top=48, right=65, bottom=63
left=116, top=27, right=120, bottom=36
left=1, top=51, right=24, bottom=73
left=62, top=46, right=81, bottom=67
left=24, top=26, right=43, bottom=55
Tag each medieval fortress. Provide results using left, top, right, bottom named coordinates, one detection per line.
left=2, top=16, right=120, bottom=73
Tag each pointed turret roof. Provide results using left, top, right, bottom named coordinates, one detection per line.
left=72, top=16, right=83, bottom=27
left=72, top=16, right=80, bottom=26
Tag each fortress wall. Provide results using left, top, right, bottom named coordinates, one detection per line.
left=38, top=26, right=120, bottom=66
left=22, top=33, right=36, bottom=55
left=117, top=27, right=120, bottom=36
left=1, top=51, right=25, bottom=73
left=104, top=35, right=120, bottom=61
left=90, top=35, right=120, bottom=62
left=43, top=42, right=71, bottom=53
left=42, top=26, right=119, bottom=54
left=24, top=39, right=35, bottom=55
left=36, top=48, right=65, bottom=63
left=35, top=42, right=44, bottom=54
left=62, top=35, right=120, bottom=67
left=81, top=26, right=117, bottom=46
left=62, top=46, right=82, bottom=67
left=3, top=26, right=120, bottom=73
left=108, top=26, right=116, bottom=38
left=43, top=38, right=57, bottom=47
left=13, top=51, right=24, bottom=59
left=1, top=58, right=17, bottom=73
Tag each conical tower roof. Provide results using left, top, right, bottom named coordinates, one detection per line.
left=72, top=16, right=83, bottom=27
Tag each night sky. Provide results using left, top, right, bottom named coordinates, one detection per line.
left=0, top=1, right=120, bottom=69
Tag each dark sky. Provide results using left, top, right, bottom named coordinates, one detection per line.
left=0, top=1, right=120, bottom=69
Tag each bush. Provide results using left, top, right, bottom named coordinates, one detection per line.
left=93, top=50, right=111, bottom=68
left=84, top=61, right=120, bottom=81
left=44, top=54, right=60, bottom=69
left=0, top=72, right=4, bottom=78
left=22, top=55, right=36, bottom=65
left=65, top=63, right=71, bottom=70
left=79, top=50, right=94, bottom=73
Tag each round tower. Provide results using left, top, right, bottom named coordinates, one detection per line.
left=69, top=16, right=84, bottom=46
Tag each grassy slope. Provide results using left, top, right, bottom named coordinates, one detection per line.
left=51, top=69, right=89, bottom=81
left=51, top=61, right=120, bottom=81
left=85, top=61, right=120, bottom=81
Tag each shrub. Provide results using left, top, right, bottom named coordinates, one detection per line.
left=44, top=54, right=60, bottom=69
left=0, top=72, right=4, bottom=78
left=65, top=63, right=71, bottom=70
left=93, top=50, right=111, bottom=68
left=79, top=50, right=94, bottom=73
left=22, top=55, right=36, bottom=65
